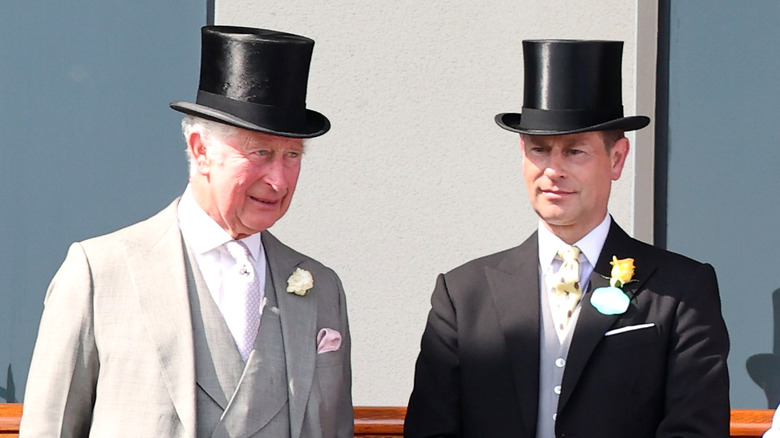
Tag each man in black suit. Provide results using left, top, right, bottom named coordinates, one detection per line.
left=405, top=40, right=729, bottom=438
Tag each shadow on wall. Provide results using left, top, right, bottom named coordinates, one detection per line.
left=0, top=364, right=15, bottom=403
left=747, top=288, right=780, bottom=408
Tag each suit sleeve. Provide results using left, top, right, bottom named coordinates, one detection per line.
left=20, top=243, right=99, bottom=438
left=658, top=263, right=730, bottom=437
left=405, top=274, right=461, bottom=438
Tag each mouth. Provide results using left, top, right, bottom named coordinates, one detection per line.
left=539, top=188, right=574, bottom=199
left=249, top=195, right=281, bottom=207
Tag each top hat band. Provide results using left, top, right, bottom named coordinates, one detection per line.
left=519, top=106, right=625, bottom=131
left=196, top=90, right=305, bottom=132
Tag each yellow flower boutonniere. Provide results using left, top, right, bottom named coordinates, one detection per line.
left=609, top=256, right=635, bottom=288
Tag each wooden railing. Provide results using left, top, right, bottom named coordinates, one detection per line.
left=0, top=404, right=773, bottom=437
left=354, top=406, right=406, bottom=437
left=731, top=409, right=775, bottom=437
left=0, top=404, right=21, bottom=437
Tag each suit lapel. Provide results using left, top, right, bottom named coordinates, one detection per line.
left=486, top=234, right=541, bottom=438
left=558, top=221, right=657, bottom=411
left=123, top=200, right=197, bottom=438
left=558, top=270, right=616, bottom=411
left=263, top=231, right=315, bottom=438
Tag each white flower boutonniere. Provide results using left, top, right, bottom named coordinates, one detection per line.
left=591, top=256, right=635, bottom=315
left=287, top=267, right=314, bottom=296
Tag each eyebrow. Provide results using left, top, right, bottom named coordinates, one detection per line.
left=526, top=137, right=591, bottom=149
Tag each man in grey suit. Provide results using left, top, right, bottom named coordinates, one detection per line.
left=21, top=26, right=352, bottom=438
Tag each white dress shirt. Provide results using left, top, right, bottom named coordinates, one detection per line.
left=177, top=186, right=267, bottom=338
left=538, top=214, right=611, bottom=341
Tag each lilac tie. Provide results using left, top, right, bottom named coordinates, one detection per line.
left=224, top=240, right=262, bottom=361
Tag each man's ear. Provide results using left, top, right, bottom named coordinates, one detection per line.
left=188, top=132, right=210, bottom=175
left=610, top=137, right=630, bottom=181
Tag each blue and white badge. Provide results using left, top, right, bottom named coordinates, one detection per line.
left=590, top=286, right=630, bottom=315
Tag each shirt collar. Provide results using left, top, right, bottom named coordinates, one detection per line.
left=177, top=185, right=263, bottom=260
left=537, top=214, right=611, bottom=269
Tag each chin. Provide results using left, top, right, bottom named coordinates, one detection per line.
left=246, top=223, right=273, bottom=234
left=536, top=207, right=568, bottom=222
left=243, top=211, right=282, bottom=227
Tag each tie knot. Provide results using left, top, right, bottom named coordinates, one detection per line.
left=225, top=240, right=252, bottom=265
left=558, top=245, right=581, bottom=263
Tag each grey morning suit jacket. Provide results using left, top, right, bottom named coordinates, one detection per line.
left=20, top=200, right=353, bottom=438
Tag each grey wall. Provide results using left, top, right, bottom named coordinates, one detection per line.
left=0, top=2, right=206, bottom=401
left=666, top=1, right=780, bottom=408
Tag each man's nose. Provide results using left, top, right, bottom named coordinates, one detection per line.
left=263, top=157, right=287, bottom=191
left=543, top=151, right=566, bottom=178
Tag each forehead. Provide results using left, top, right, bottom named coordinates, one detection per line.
left=523, top=131, right=605, bottom=148
left=232, top=129, right=305, bottom=150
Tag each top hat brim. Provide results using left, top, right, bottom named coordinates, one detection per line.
left=170, top=101, right=330, bottom=139
left=495, top=112, right=650, bottom=136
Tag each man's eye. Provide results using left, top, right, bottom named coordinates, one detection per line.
left=255, top=150, right=269, bottom=156
left=288, top=151, right=300, bottom=158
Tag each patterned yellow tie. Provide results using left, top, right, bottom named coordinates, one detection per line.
left=553, top=245, right=583, bottom=331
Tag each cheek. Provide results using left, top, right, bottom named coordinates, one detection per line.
left=285, top=166, right=302, bottom=189
left=523, top=165, right=544, bottom=193
left=229, top=165, right=256, bottom=188
left=521, top=157, right=534, bottom=179
left=585, top=175, right=612, bottom=202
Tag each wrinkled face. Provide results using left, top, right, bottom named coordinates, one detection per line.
left=521, top=131, right=628, bottom=243
left=190, top=127, right=304, bottom=239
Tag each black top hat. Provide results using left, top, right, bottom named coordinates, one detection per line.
left=171, top=26, right=329, bottom=138
left=495, top=40, right=649, bottom=135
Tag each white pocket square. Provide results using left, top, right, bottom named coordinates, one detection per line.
left=316, top=328, right=342, bottom=354
left=604, top=323, right=655, bottom=337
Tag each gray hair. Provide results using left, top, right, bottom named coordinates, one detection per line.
left=181, top=115, right=310, bottom=176
left=181, top=115, right=241, bottom=176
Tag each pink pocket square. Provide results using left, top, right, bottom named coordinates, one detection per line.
left=316, top=328, right=342, bottom=354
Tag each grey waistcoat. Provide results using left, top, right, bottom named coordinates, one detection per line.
left=536, top=271, right=581, bottom=438
left=186, top=244, right=291, bottom=438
